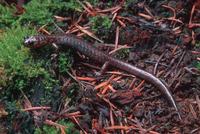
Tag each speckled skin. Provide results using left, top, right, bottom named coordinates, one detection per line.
left=24, top=34, right=180, bottom=119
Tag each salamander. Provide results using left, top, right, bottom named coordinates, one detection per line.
left=24, top=34, right=181, bottom=119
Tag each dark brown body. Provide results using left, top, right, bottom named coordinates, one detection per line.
left=24, top=34, right=180, bottom=119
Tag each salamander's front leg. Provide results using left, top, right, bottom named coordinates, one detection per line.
left=96, top=61, right=110, bottom=76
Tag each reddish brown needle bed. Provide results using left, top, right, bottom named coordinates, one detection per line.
left=24, top=34, right=181, bottom=119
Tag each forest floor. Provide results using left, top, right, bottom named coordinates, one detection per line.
left=0, top=0, right=200, bottom=133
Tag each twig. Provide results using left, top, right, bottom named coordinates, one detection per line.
left=75, top=24, right=103, bottom=43
left=154, top=52, right=165, bottom=75
left=22, top=107, right=51, bottom=112
left=115, top=26, right=120, bottom=49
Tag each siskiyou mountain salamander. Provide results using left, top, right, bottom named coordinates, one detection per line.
left=24, top=34, right=181, bottom=119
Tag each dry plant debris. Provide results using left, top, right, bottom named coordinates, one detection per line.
left=1, top=0, right=200, bottom=133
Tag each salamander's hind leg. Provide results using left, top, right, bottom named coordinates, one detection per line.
left=95, top=61, right=110, bottom=76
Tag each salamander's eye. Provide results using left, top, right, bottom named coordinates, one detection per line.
left=23, top=36, right=37, bottom=47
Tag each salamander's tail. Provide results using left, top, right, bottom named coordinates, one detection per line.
left=109, top=58, right=182, bottom=120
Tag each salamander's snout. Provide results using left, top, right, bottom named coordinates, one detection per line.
left=23, top=35, right=52, bottom=48
left=23, top=36, right=37, bottom=48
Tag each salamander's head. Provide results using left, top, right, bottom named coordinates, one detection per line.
left=24, top=35, right=51, bottom=48
left=24, top=36, right=38, bottom=48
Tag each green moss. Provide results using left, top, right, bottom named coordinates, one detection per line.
left=0, top=0, right=82, bottom=28
left=0, top=0, right=84, bottom=132
left=0, top=26, right=54, bottom=92
left=34, top=119, right=79, bottom=134
left=19, top=0, right=82, bottom=25
left=196, top=62, right=200, bottom=70
left=195, top=41, right=200, bottom=48
left=88, top=0, right=113, bottom=6
left=115, top=48, right=130, bottom=60
left=5, top=101, right=35, bottom=133
left=90, top=15, right=112, bottom=33
left=87, top=0, right=99, bottom=5
left=0, top=26, right=35, bottom=75
left=0, top=5, right=17, bottom=28
left=63, top=0, right=82, bottom=12
left=58, top=51, right=73, bottom=74
left=19, top=0, right=53, bottom=26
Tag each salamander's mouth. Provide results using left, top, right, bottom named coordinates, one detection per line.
left=23, top=36, right=37, bottom=48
